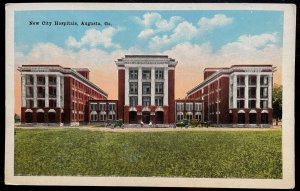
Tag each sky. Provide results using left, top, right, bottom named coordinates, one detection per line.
left=14, top=10, right=284, bottom=115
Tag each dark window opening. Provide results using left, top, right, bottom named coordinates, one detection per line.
left=249, top=113, right=256, bottom=124
left=238, top=113, right=245, bottom=124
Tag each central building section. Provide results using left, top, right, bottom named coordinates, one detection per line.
left=116, top=55, right=177, bottom=124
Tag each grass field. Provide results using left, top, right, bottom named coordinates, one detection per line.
left=15, top=128, right=282, bottom=178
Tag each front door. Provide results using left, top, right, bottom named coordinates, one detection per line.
left=142, top=111, right=150, bottom=124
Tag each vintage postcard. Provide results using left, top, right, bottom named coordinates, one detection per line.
left=5, top=3, right=295, bottom=188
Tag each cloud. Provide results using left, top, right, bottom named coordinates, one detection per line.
left=217, top=33, right=281, bottom=67
left=134, top=12, right=183, bottom=39
left=66, top=27, right=121, bottom=49
left=146, top=14, right=233, bottom=51
left=149, top=21, right=198, bottom=49
left=198, top=14, right=233, bottom=30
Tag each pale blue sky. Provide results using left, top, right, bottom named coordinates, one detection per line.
left=15, top=10, right=283, bottom=54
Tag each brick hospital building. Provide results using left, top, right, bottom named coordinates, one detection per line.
left=18, top=65, right=108, bottom=126
left=19, top=56, right=274, bottom=127
left=115, top=55, right=177, bottom=124
left=186, top=65, right=274, bottom=127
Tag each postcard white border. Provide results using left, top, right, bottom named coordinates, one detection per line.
left=5, top=3, right=295, bottom=188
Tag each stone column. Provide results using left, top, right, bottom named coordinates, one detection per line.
left=256, top=75, right=261, bottom=108
left=125, top=67, right=129, bottom=105
left=244, top=75, right=249, bottom=109
left=268, top=75, right=272, bottom=108
left=45, top=75, right=49, bottom=107
left=138, top=67, right=142, bottom=105
left=164, top=67, right=168, bottom=106
left=21, top=75, right=26, bottom=107
left=33, top=74, right=37, bottom=107
left=56, top=75, right=61, bottom=108
left=151, top=67, right=155, bottom=106
left=232, top=74, right=237, bottom=108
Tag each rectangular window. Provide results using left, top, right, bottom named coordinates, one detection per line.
left=249, top=100, right=256, bottom=109
left=49, top=76, right=56, bottom=85
left=26, top=75, right=34, bottom=85
left=37, top=100, right=45, bottom=108
left=142, top=82, right=151, bottom=94
left=91, top=114, right=97, bottom=121
left=177, top=113, right=184, bottom=121
left=49, top=87, right=57, bottom=98
left=129, top=96, right=138, bottom=107
left=26, top=87, right=33, bottom=98
left=155, top=97, right=163, bottom=106
left=260, top=87, right=268, bottom=98
left=260, top=76, right=268, bottom=85
left=186, top=103, right=193, bottom=111
left=99, top=103, right=106, bottom=111
left=37, top=87, right=45, bottom=98
left=129, top=82, right=138, bottom=94
left=237, top=100, right=244, bottom=109
left=142, top=70, right=151, bottom=79
left=195, top=103, right=202, bottom=111
left=176, top=103, right=184, bottom=111
left=26, top=100, right=33, bottom=108
left=109, top=103, right=116, bottom=111
left=90, top=103, right=97, bottom=110
left=100, top=113, right=106, bottom=121
left=237, top=76, right=245, bottom=85
left=237, top=87, right=245, bottom=98
left=260, top=100, right=268, bottom=109
left=37, top=76, right=45, bottom=85
left=129, top=69, right=138, bottom=79
left=249, top=76, right=257, bottom=85
left=155, top=82, right=164, bottom=94
left=49, top=99, right=56, bottom=108
left=142, top=97, right=151, bottom=106
left=248, top=87, right=256, bottom=98
left=108, top=114, right=116, bottom=120
left=155, top=69, right=164, bottom=79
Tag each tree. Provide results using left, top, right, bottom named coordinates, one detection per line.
left=272, top=84, right=282, bottom=125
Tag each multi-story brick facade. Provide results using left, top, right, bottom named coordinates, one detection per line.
left=115, top=55, right=177, bottom=124
left=175, top=100, right=204, bottom=122
left=88, top=100, right=118, bottom=123
left=186, top=65, right=274, bottom=127
left=18, top=65, right=108, bottom=126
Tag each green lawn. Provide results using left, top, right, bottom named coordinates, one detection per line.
left=15, top=128, right=282, bottom=178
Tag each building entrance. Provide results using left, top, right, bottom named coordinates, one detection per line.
left=142, top=111, right=150, bottom=124
left=25, top=112, right=32, bottom=123
left=156, top=111, right=164, bottom=124
left=129, top=111, right=137, bottom=124
left=48, top=112, right=56, bottom=123
left=37, top=112, right=44, bottom=123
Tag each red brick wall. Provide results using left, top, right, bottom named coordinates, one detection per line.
left=204, top=71, right=217, bottom=80
left=77, top=71, right=89, bottom=80
left=118, top=69, right=125, bottom=121
left=219, top=77, right=230, bottom=124
left=64, top=76, right=72, bottom=123
left=168, top=69, right=175, bottom=123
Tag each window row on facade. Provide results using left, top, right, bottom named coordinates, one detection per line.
left=176, top=102, right=203, bottom=112
left=129, top=69, right=164, bottom=80
left=236, top=87, right=269, bottom=98
left=176, top=112, right=202, bottom=121
left=90, top=102, right=116, bottom=111
left=25, top=75, right=57, bottom=86
left=90, top=111, right=116, bottom=121
left=128, top=96, right=164, bottom=107
left=129, top=82, right=164, bottom=94
left=236, top=75, right=269, bottom=86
